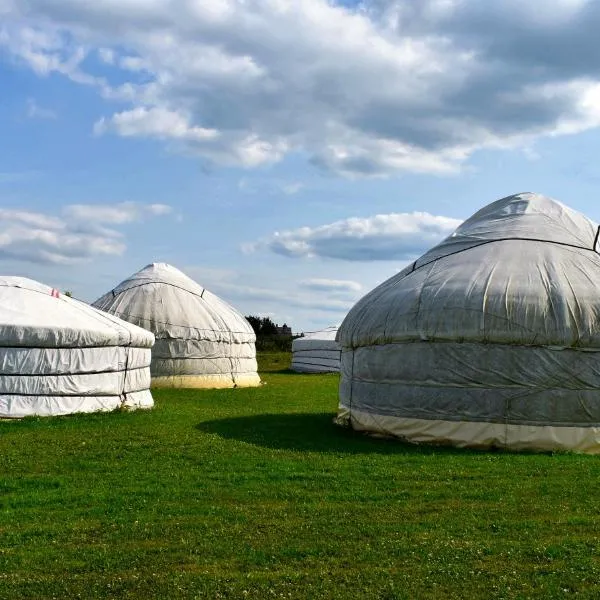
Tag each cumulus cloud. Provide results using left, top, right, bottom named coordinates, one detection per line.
left=3, top=1, right=600, bottom=175
left=184, top=266, right=359, bottom=328
left=300, top=278, right=362, bottom=293
left=215, top=282, right=354, bottom=313
left=93, top=107, right=219, bottom=143
left=250, top=212, right=462, bottom=261
left=0, top=202, right=172, bottom=265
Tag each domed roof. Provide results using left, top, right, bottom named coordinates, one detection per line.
left=93, top=263, right=260, bottom=388
left=339, top=192, right=600, bottom=350
left=298, top=326, right=339, bottom=342
left=93, top=263, right=254, bottom=343
left=0, top=276, right=154, bottom=348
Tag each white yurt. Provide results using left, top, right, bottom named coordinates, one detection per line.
left=0, top=276, right=154, bottom=418
left=93, top=263, right=261, bottom=389
left=291, top=326, right=341, bottom=373
left=337, top=192, right=600, bottom=453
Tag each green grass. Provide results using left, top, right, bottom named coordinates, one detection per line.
left=2, top=367, right=600, bottom=598
left=256, top=351, right=292, bottom=372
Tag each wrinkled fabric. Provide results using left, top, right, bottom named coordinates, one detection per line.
left=93, top=263, right=260, bottom=388
left=337, top=193, right=600, bottom=452
left=0, top=277, right=155, bottom=418
left=336, top=408, right=600, bottom=454
left=0, top=277, right=154, bottom=348
left=0, top=389, right=154, bottom=419
left=292, top=327, right=341, bottom=373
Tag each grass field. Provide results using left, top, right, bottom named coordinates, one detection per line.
left=2, top=359, right=600, bottom=598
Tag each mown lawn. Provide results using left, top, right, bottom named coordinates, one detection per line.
left=2, top=365, right=600, bottom=598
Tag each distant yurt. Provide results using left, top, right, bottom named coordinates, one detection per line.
left=0, top=276, right=154, bottom=418
left=291, top=326, right=341, bottom=373
left=93, top=263, right=261, bottom=389
left=337, top=192, right=600, bottom=453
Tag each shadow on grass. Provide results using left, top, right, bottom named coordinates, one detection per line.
left=196, top=412, right=469, bottom=455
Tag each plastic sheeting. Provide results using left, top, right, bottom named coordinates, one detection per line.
left=93, top=263, right=261, bottom=388
left=291, top=326, right=341, bottom=373
left=337, top=193, right=600, bottom=453
left=0, top=277, right=155, bottom=418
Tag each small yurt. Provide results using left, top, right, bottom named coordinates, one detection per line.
left=93, top=263, right=261, bottom=389
left=0, top=276, right=154, bottom=418
left=291, top=326, right=341, bottom=373
left=337, top=192, right=600, bottom=453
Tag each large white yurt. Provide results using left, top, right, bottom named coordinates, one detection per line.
left=0, top=276, right=154, bottom=418
left=291, top=326, right=341, bottom=373
left=337, top=192, right=600, bottom=453
left=93, top=263, right=261, bottom=389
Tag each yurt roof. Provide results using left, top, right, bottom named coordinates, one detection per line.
left=339, top=192, right=600, bottom=350
left=93, top=263, right=254, bottom=338
left=299, top=326, right=339, bottom=341
left=0, top=276, right=154, bottom=348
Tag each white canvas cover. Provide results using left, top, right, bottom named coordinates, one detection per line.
left=0, top=276, right=154, bottom=418
left=291, top=326, right=341, bottom=373
left=337, top=193, right=600, bottom=453
left=93, top=263, right=261, bottom=388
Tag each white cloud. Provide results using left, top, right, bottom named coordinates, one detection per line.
left=216, top=282, right=354, bottom=313
left=249, top=211, right=462, bottom=261
left=238, top=178, right=305, bottom=196
left=4, top=1, right=600, bottom=176
left=0, top=25, right=104, bottom=87
left=65, top=201, right=172, bottom=224
left=184, top=265, right=361, bottom=330
left=300, top=278, right=362, bottom=293
left=26, top=97, right=56, bottom=119
left=282, top=182, right=304, bottom=195
left=97, top=47, right=115, bottom=65
left=0, top=202, right=173, bottom=265
left=93, top=107, right=219, bottom=142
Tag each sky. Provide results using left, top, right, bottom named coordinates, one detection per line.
left=2, top=0, right=600, bottom=332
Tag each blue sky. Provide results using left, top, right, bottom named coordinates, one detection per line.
left=2, top=0, right=600, bottom=331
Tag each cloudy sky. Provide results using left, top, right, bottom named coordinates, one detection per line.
left=2, top=0, right=600, bottom=331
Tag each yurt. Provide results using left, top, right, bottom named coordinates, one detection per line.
left=337, top=192, right=600, bottom=453
left=93, top=263, right=261, bottom=389
left=0, top=276, right=154, bottom=418
left=291, top=326, right=341, bottom=373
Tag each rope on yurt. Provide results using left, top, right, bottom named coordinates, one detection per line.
left=121, top=335, right=132, bottom=405
left=349, top=349, right=355, bottom=428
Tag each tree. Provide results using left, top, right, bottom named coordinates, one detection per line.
left=245, top=315, right=295, bottom=352
left=245, top=315, right=278, bottom=336
left=246, top=315, right=262, bottom=335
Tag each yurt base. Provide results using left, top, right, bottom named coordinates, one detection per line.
left=0, top=389, right=154, bottom=419
left=336, top=407, right=600, bottom=454
left=151, top=373, right=262, bottom=389
left=291, top=363, right=340, bottom=373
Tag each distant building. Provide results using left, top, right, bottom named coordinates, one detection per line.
left=276, top=323, right=292, bottom=336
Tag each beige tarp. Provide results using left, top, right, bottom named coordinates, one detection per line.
left=93, top=263, right=260, bottom=388
left=337, top=192, right=600, bottom=452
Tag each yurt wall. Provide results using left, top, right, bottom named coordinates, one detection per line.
left=93, top=263, right=260, bottom=389
left=337, top=193, right=600, bottom=453
left=0, top=277, right=154, bottom=418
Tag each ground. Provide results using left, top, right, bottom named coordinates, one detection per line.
left=1, top=355, right=600, bottom=599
